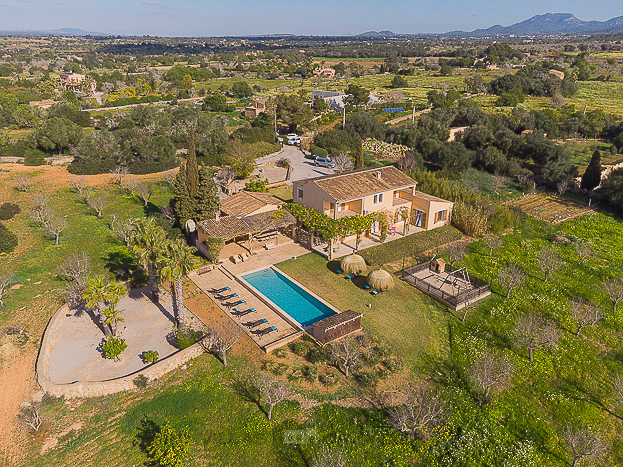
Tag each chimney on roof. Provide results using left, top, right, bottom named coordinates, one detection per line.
left=375, top=171, right=382, bottom=179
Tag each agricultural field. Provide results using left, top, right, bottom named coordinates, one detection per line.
left=506, top=193, right=595, bottom=224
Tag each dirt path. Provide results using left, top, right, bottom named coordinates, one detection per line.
left=0, top=343, right=38, bottom=465
left=384, top=107, right=431, bottom=125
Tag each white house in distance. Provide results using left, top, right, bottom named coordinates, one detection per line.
left=312, top=89, right=348, bottom=111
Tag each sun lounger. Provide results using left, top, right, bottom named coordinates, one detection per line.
left=231, top=254, right=243, bottom=264
left=364, top=285, right=370, bottom=290
left=256, top=326, right=277, bottom=336
left=345, top=274, right=353, bottom=280
left=234, top=308, right=256, bottom=317
left=371, top=289, right=384, bottom=296
left=241, top=252, right=250, bottom=261
left=226, top=299, right=246, bottom=308
left=336, top=269, right=343, bottom=274
left=216, top=292, right=237, bottom=300
left=246, top=318, right=267, bottom=328
left=212, top=286, right=230, bottom=294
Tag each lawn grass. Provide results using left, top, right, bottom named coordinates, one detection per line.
left=268, top=184, right=293, bottom=202
left=276, top=252, right=450, bottom=371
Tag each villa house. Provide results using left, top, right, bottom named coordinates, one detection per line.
left=292, top=166, right=454, bottom=239
left=311, top=89, right=348, bottom=112
left=58, top=72, right=95, bottom=92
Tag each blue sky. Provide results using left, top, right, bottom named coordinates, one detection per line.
left=0, top=0, right=621, bottom=36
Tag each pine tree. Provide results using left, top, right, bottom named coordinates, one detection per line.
left=195, top=167, right=220, bottom=221
left=174, top=164, right=220, bottom=229
left=355, top=138, right=364, bottom=169
left=580, top=150, right=602, bottom=191
left=186, top=131, right=198, bottom=198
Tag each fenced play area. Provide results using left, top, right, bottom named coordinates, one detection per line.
left=402, top=259, right=491, bottom=311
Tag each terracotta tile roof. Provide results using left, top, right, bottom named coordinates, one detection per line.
left=308, top=166, right=417, bottom=201
left=243, top=210, right=296, bottom=231
left=220, top=191, right=283, bottom=217
left=197, top=216, right=251, bottom=240
left=414, top=191, right=454, bottom=204
left=313, top=310, right=362, bottom=331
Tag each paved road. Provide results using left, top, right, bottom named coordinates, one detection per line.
left=260, top=146, right=335, bottom=183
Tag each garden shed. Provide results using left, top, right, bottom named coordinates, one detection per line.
left=312, top=310, right=362, bottom=344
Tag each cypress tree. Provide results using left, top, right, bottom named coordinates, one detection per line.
left=195, top=167, right=220, bottom=221
left=580, top=149, right=602, bottom=191
left=173, top=164, right=193, bottom=229
left=355, top=138, right=364, bottom=169
left=186, top=131, right=199, bottom=198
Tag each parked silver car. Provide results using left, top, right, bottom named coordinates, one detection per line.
left=314, top=157, right=336, bottom=168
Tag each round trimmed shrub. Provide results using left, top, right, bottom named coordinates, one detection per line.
left=311, top=146, right=328, bottom=158
left=102, top=336, right=127, bottom=360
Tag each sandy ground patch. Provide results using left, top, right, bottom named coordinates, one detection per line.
left=46, top=287, right=180, bottom=384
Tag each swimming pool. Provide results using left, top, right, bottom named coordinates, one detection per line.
left=241, top=267, right=336, bottom=327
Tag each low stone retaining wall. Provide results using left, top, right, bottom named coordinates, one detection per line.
left=36, top=304, right=204, bottom=399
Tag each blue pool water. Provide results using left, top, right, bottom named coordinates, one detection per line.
left=242, top=268, right=336, bottom=327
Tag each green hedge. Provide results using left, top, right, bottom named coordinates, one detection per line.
left=359, top=224, right=463, bottom=266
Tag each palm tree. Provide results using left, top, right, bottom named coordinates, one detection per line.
left=104, top=306, right=125, bottom=336
left=104, top=279, right=127, bottom=336
left=160, top=239, right=201, bottom=328
left=131, top=218, right=167, bottom=300
left=83, top=276, right=110, bottom=336
left=82, top=277, right=127, bottom=336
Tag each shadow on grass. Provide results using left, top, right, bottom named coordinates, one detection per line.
left=230, top=374, right=267, bottom=419
left=103, top=246, right=147, bottom=285
left=135, top=416, right=160, bottom=462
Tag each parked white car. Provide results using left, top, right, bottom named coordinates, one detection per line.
left=287, top=134, right=301, bottom=145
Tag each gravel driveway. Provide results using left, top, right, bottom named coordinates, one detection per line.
left=260, top=146, right=335, bottom=183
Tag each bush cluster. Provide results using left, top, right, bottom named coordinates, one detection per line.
left=360, top=224, right=463, bottom=266
left=0, top=222, right=18, bottom=254
left=175, top=328, right=201, bottom=350
left=102, top=336, right=127, bottom=360
left=0, top=203, right=20, bottom=220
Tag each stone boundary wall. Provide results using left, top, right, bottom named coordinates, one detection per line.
left=36, top=304, right=204, bottom=399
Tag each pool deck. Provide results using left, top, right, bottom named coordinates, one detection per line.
left=189, top=242, right=311, bottom=352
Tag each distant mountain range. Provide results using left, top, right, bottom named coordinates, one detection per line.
left=0, top=28, right=107, bottom=36
left=446, top=13, right=623, bottom=36
left=356, top=30, right=398, bottom=37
